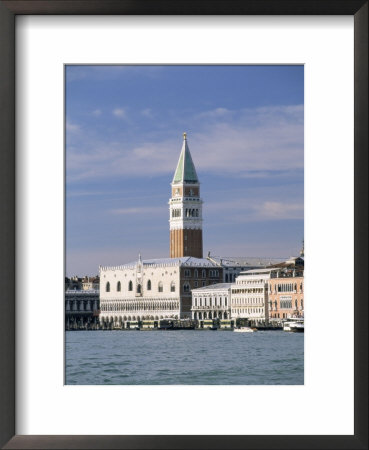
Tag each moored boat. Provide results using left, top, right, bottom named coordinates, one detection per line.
left=283, top=318, right=304, bottom=332
left=234, top=326, right=254, bottom=333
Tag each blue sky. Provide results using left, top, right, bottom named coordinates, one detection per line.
left=66, top=65, right=304, bottom=276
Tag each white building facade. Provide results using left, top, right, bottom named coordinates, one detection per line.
left=191, top=283, right=232, bottom=321
left=231, top=268, right=279, bottom=325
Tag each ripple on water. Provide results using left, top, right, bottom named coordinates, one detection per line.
left=65, top=330, right=303, bottom=385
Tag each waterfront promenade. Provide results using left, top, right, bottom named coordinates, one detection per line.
left=66, top=317, right=285, bottom=331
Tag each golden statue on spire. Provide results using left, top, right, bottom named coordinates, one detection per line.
left=183, top=132, right=187, bottom=140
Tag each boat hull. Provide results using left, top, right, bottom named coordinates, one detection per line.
left=283, top=321, right=304, bottom=332
left=290, top=326, right=304, bottom=333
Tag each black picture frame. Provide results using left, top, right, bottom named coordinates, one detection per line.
left=0, top=1, right=367, bottom=449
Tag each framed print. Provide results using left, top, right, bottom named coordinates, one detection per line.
left=0, top=1, right=367, bottom=449
left=64, top=63, right=305, bottom=387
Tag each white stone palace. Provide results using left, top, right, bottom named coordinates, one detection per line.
left=99, top=256, right=222, bottom=327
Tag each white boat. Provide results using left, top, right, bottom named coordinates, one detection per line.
left=283, top=318, right=304, bottom=332
left=234, top=327, right=255, bottom=333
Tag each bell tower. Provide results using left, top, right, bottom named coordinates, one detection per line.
left=169, top=133, right=203, bottom=258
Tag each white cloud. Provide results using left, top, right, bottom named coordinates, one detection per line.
left=190, top=104, right=304, bottom=174
left=66, top=104, right=303, bottom=181
left=206, top=197, right=303, bottom=223
left=92, top=109, right=102, bottom=117
left=113, top=108, right=127, bottom=119
left=197, top=107, right=232, bottom=119
left=66, top=120, right=80, bottom=132
left=255, top=201, right=303, bottom=220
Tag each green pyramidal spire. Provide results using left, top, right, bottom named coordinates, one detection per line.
left=172, top=132, right=199, bottom=184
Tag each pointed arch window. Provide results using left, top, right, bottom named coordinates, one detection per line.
left=128, top=281, right=133, bottom=291
left=147, top=280, right=151, bottom=290
left=158, top=282, right=163, bottom=293
left=106, top=282, right=110, bottom=292
left=170, top=281, right=175, bottom=292
left=137, top=284, right=142, bottom=294
left=183, top=282, right=190, bottom=293
left=117, top=281, right=121, bottom=292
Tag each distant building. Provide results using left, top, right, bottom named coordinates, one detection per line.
left=191, top=283, right=232, bottom=322
left=99, top=255, right=222, bottom=327
left=65, top=275, right=82, bottom=291
left=207, top=254, right=284, bottom=282
left=267, top=258, right=304, bottom=320
left=81, top=275, right=100, bottom=291
left=65, top=289, right=100, bottom=330
left=190, top=258, right=304, bottom=326
left=65, top=275, right=99, bottom=291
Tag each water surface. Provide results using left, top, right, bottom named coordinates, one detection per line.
left=65, top=330, right=304, bottom=385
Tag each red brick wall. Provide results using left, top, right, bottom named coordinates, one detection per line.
left=170, top=229, right=203, bottom=258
